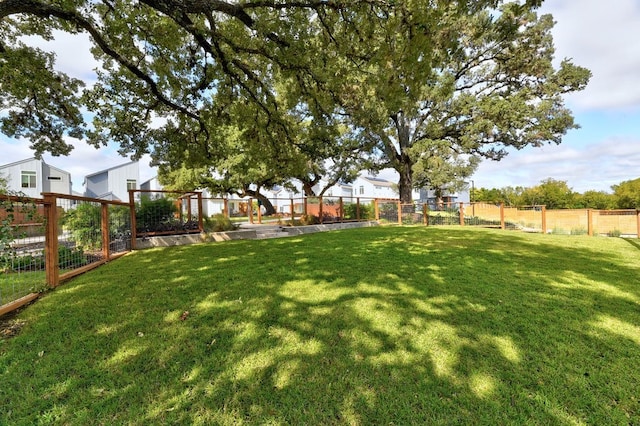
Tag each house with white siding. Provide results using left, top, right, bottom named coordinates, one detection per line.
left=351, top=176, right=402, bottom=199
left=0, top=157, right=72, bottom=198
left=140, top=175, right=163, bottom=192
left=83, top=161, right=139, bottom=201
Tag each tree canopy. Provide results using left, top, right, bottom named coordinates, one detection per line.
left=472, top=177, right=640, bottom=210
left=612, top=177, right=640, bottom=209
left=1, top=1, right=590, bottom=202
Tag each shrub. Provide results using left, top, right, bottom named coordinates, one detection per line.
left=205, top=214, right=235, bottom=232
left=343, top=203, right=375, bottom=220
left=136, top=196, right=177, bottom=232
left=570, top=226, right=588, bottom=235
left=607, top=229, right=622, bottom=237
left=62, top=203, right=102, bottom=250
left=299, top=214, right=319, bottom=225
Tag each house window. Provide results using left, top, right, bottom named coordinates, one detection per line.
left=359, top=186, right=364, bottom=195
left=21, top=171, right=36, bottom=188
left=126, top=179, right=137, bottom=191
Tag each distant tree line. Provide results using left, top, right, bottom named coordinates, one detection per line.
left=472, top=177, right=640, bottom=210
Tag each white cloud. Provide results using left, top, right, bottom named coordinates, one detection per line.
left=540, top=0, right=640, bottom=110
left=474, top=137, right=640, bottom=193
left=24, top=31, right=99, bottom=82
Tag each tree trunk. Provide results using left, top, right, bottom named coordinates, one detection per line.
left=394, top=113, right=414, bottom=204
left=434, top=187, right=444, bottom=210
left=241, top=189, right=277, bottom=215
left=255, top=193, right=276, bottom=215
left=398, top=162, right=413, bottom=204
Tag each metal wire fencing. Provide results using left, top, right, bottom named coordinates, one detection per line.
left=1, top=194, right=47, bottom=310
left=1, top=192, right=133, bottom=314
left=131, top=190, right=203, bottom=238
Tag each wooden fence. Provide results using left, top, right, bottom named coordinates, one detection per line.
left=231, top=196, right=377, bottom=225
left=1, top=193, right=134, bottom=316
left=379, top=201, right=640, bottom=237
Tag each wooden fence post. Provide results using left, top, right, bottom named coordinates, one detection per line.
left=459, top=202, right=465, bottom=226
left=374, top=199, right=380, bottom=221
left=339, top=197, right=344, bottom=222
left=223, top=198, right=229, bottom=218
left=587, top=209, right=593, bottom=236
left=197, top=192, right=204, bottom=232
left=541, top=206, right=547, bottom=234
left=636, top=210, right=640, bottom=239
left=500, top=203, right=505, bottom=230
left=101, top=202, right=110, bottom=260
left=397, top=200, right=402, bottom=225
left=185, top=195, right=192, bottom=222
left=43, top=193, right=59, bottom=288
left=129, top=190, right=137, bottom=250
left=319, top=196, right=324, bottom=224
left=257, top=199, right=262, bottom=224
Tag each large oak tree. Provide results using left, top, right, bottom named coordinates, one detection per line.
left=1, top=1, right=589, bottom=203
left=328, top=2, right=591, bottom=202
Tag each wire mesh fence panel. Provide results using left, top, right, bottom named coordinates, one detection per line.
left=134, top=191, right=201, bottom=236
left=400, top=203, right=422, bottom=225
left=377, top=200, right=399, bottom=223
left=58, top=197, right=107, bottom=270
left=201, top=198, right=227, bottom=218
left=304, top=197, right=321, bottom=220
left=342, top=197, right=375, bottom=221
left=427, top=202, right=461, bottom=226
left=108, top=203, right=132, bottom=254
left=1, top=195, right=47, bottom=307
left=321, top=197, right=342, bottom=223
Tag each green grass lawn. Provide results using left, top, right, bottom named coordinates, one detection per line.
left=2, top=227, right=640, bottom=425
left=0, top=270, right=46, bottom=306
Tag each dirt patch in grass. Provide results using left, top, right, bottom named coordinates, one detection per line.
left=0, top=312, right=26, bottom=340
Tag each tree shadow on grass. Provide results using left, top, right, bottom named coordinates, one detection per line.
left=623, top=237, right=640, bottom=252
left=1, top=227, right=639, bottom=424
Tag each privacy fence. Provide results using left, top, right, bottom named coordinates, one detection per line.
left=3, top=192, right=639, bottom=317
left=377, top=201, right=640, bottom=238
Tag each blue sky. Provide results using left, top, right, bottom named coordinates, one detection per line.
left=1, top=0, right=639, bottom=194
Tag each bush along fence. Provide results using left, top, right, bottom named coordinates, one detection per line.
left=129, top=190, right=204, bottom=249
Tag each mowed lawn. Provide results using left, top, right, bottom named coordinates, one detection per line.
left=1, top=227, right=640, bottom=425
